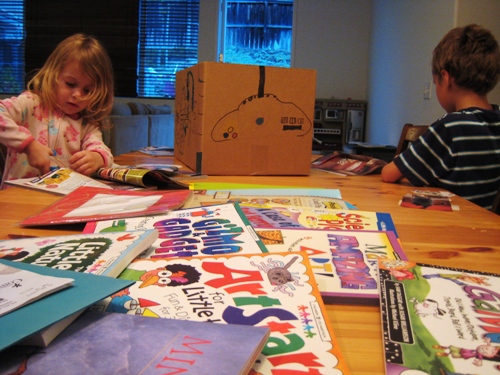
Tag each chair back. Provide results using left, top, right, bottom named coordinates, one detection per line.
left=395, top=123, right=429, bottom=155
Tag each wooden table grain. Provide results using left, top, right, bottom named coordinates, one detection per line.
left=2, top=152, right=499, bottom=374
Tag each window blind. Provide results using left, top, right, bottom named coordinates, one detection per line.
left=0, top=0, right=25, bottom=94
left=138, top=0, right=199, bottom=98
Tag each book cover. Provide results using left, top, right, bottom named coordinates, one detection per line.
left=0, top=230, right=158, bottom=278
left=5, top=167, right=111, bottom=195
left=83, top=203, right=269, bottom=259
left=184, top=187, right=351, bottom=210
left=18, top=186, right=192, bottom=227
left=0, top=259, right=133, bottom=350
left=0, top=310, right=270, bottom=375
left=311, top=152, right=387, bottom=176
left=239, top=203, right=399, bottom=236
left=378, top=258, right=500, bottom=375
left=93, top=252, right=350, bottom=374
left=256, top=228, right=406, bottom=304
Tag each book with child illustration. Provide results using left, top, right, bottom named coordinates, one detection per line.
left=83, top=203, right=269, bottom=259
left=0, top=259, right=133, bottom=350
left=5, top=167, right=111, bottom=195
left=93, top=251, right=350, bottom=374
left=255, top=228, right=406, bottom=304
left=239, top=203, right=399, bottom=235
left=311, top=152, right=387, bottom=176
left=0, top=310, right=270, bottom=375
left=378, top=258, right=500, bottom=375
left=18, top=186, right=192, bottom=227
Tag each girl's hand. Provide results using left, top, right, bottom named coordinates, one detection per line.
left=69, top=150, right=104, bottom=176
left=25, top=140, right=53, bottom=175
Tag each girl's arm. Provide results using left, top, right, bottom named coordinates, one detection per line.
left=69, top=124, right=114, bottom=175
left=0, top=93, right=53, bottom=175
left=0, top=93, right=36, bottom=151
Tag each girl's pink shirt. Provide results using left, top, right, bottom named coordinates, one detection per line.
left=0, top=91, right=113, bottom=183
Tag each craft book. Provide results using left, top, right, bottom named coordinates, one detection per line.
left=256, top=228, right=406, bottom=304
left=239, top=203, right=399, bottom=235
left=0, top=259, right=133, bottom=350
left=378, top=258, right=500, bottom=375
left=5, top=167, right=111, bottom=195
left=83, top=203, right=269, bottom=259
left=0, top=230, right=158, bottom=277
left=183, top=187, right=353, bottom=210
left=0, top=310, right=270, bottom=375
left=93, top=251, right=350, bottom=374
left=18, top=186, right=192, bottom=227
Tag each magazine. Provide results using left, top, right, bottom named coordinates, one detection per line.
left=95, top=165, right=190, bottom=189
left=0, top=310, right=270, bottom=375
left=311, top=152, right=387, bottom=175
left=93, top=252, right=350, bottom=374
left=83, top=203, right=269, bottom=259
left=5, top=167, right=111, bottom=195
left=18, top=186, right=192, bottom=227
left=378, top=258, right=500, bottom=375
left=256, top=228, right=406, bottom=304
left=138, top=145, right=175, bottom=156
left=184, top=187, right=351, bottom=210
left=399, top=190, right=457, bottom=211
left=239, top=203, right=399, bottom=235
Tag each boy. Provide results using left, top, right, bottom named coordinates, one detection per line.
left=381, top=24, right=500, bottom=210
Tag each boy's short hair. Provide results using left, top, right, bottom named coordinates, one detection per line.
left=432, top=24, right=500, bottom=95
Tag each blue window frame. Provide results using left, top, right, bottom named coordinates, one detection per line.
left=138, top=0, right=199, bottom=98
left=219, top=0, right=293, bottom=67
left=0, top=0, right=25, bottom=94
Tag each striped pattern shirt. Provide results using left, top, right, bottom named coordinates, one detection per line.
left=394, top=105, right=500, bottom=209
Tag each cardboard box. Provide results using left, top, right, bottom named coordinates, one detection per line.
left=174, top=62, right=316, bottom=175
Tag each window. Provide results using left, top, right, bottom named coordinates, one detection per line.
left=138, top=0, right=199, bottom=98
left=219, top=0, right=293, bottom=67
left=0, top=0, right=24, bottom=94
left=0, top=0, right=199, bottom=98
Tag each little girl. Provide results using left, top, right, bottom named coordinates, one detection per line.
left=0, top=33, right=115, bottom=187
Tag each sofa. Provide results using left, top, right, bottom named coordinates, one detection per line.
left=102, top=101, right=175, bottom=156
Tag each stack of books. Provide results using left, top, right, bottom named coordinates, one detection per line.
left=3, top=181, right=497, bottom=374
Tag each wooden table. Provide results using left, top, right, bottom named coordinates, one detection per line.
left=2, top=152, right=500, bottom=374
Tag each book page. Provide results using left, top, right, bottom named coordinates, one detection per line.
left=0, top=262, right=73, bottom=316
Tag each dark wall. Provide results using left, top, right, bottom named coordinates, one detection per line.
left=25, top=0, right=139, bottom=96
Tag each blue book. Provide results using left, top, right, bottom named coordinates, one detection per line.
left=0, top=310, right=270, bottom=375
left=0, top=260, right=133, bottom=350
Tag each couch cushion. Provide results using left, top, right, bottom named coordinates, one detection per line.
left=128, top=102, right=171, bottom=115
left=111, top=101, right=132, bottom=116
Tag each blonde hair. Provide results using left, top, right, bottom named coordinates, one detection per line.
left=27, top=33, right=115, bottom=127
